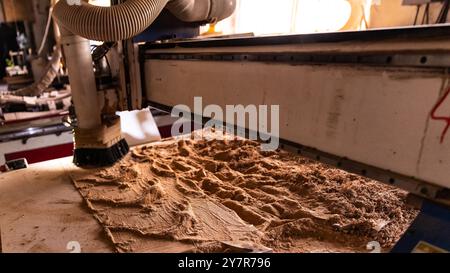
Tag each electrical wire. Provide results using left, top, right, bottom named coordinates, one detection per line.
left=436, top=0, right=450, bottom=24
left=414, top=5, right=421, bottom=25
left=422, top=3, right=430, bottom=25
left=37, top=6, right=54, bottom=56
left=91, top=42, right=116, bottom=62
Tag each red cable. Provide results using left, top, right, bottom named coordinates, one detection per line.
left=430, top=86, right=450, bottom=143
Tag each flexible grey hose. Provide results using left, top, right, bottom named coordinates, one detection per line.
left=166, top=0, right=235, bottom=23
left=53, top=0, right=170, bottom=41
left=13, top=48, right=62, bottom=97
left=37, top=6, right=54, bottom=56
left=53, top=0, right=236, bottom=42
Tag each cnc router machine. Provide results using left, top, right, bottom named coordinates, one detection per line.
left=0, top=0, right=449, bottom=253
left=139, top=25, right=450, bottom=253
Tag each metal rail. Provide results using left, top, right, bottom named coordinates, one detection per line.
left=0, top=124, right=72, bottom=143
left=144, top=52, right=450, bottom=68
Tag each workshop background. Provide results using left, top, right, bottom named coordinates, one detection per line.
left=0, top=0, right=449, bottom=254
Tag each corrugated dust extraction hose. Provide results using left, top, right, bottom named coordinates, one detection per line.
left=53, top=0, right=236, bottom=42
left=53, top=0, right=170, bottom=41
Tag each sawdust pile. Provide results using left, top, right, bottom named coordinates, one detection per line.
left=71, top=130, right=418, bottom=253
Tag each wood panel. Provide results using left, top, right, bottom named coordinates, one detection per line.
left=0, top=157, right=114, bottom=253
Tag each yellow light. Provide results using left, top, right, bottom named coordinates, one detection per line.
left=295, top=0, right=352, bottom=33
left=88, top=0, right=110, bottom=6
left=211, top=0, right=371, bottom=36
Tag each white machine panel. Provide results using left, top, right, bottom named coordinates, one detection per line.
left=145, top=59, right=449, bottom=189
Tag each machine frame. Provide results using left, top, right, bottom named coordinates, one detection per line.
left=139, top=25, right=450, bottom=205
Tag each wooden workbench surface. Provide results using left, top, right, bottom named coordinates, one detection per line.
left=0, top=157, right=114, bottom=253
